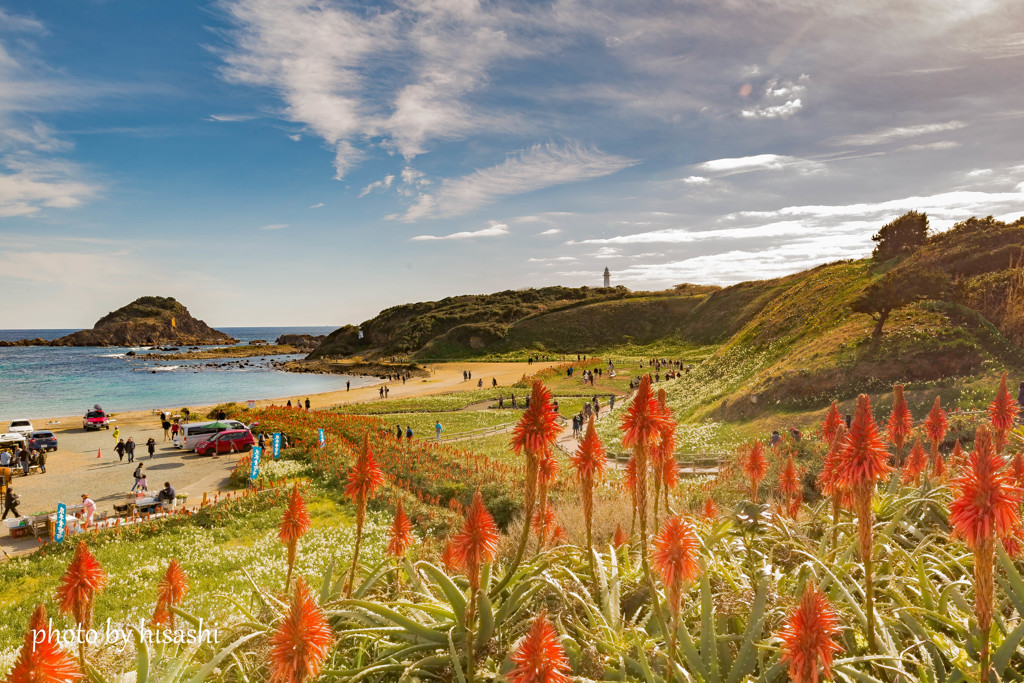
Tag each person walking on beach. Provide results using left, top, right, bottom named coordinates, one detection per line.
left=126, top=437, right=136, bottom=463
left=18, top=448, right=29, bottom=476
left=346, top=380, right=350, bottom=391
left=115, top=438, right=126, bottom=462
left=36, top=450, right=46, bottom=474
left=384, top=386, right=389, bottom=398
left=435, top=421, right=443, bottom=443
left=132, top=464, right=145, bottom=492
left=112, top=425, right=120, bottom=442
left=609, top=394, right=615, bottom=411
left=162, top=418, right=171, bottom=441
left=305, top=398, right=311, bottom=410
left=146, top=437, right=156, bottom=459
left=2, top=485, right=20, bottom=520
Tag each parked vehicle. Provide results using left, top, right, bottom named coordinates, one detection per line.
left=178, top=420, right=248, bottom=451
left=28, top=430, right=58, bottom=452
left=83, top=407, right=110, bottom=430
left=0, top=433, right=27, bottom=450
left=8, top=419, right=33, bottom=436
left=194, top=429, right=255, bottom=456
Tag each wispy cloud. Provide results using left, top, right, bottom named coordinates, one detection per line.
left=207, top=113, right=258, bottom=122
left=0, top=8, right=47, bottom=34
left=696, top=154, right=823, bottom=176
left=400, top=142, right=637, bottom=220
left=0, top=157, right=99, bottom=217
left=539, top=228, right=561, bottom=235
left=828, top=121, right=967, bottom=147
left=309, top=202, right=324, bottom=209
left=410, top=222, right=509, bottom=241
left=259, top=223, right=288, bottom=230
left=359, top=174, right=394, bottom=198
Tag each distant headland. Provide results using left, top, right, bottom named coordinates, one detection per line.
left=0, top=296, right=237, bottom=347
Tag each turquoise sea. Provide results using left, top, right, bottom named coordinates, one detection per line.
left=0, top=327, right=376, bottom=421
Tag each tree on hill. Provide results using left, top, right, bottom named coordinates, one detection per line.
left=851, top=265, right=955, bottom=338
left=871, top=211, right=930, bottom=261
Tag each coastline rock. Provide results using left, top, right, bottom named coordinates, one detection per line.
left=275, top=333, right=326, bottom=352
left=0, top=296, right=237, bottom=347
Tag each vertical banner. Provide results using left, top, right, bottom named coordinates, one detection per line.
left=250, top=447, right=262, bottom=480
left=318, top=428, right=325, bottom=448
left=272, top=432, right=282, bottom=459
left=55, top=503, right=67, bottom=543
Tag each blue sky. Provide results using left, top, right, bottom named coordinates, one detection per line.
left=2, top=0, right=1023, bottom=328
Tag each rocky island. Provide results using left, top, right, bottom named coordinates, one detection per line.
left=0, top=296, right=237, bottom=347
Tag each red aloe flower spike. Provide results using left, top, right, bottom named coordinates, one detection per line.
left=701, top=497, right=720, bottom=521
left=743, top=441, right=769, bottom=502
left=821, top=400, right=843, bottom=445
left=508, top=610, right=572, bottom=683
left=344, top=435, right=385, bottom=597
left=152, top=559, right=189, bottom=629
left=387, top=499, right=414, bottom=559
left=268, top=577, right=334, bottom=683
left=1012, top=452, right=1024, bottom=489
left=949, top=424, right=1023, bottom=681
left=612, top=523, right=629, bottom=549
left=901, top=439, right=928, bottom=486
left=56, top=541, right=107, bottom=637
left=923, top=396, right=948, bottom=477
left=949, top=439, right=967, bottom=475
left=886, top=385, right=914, bottom=459
left=777, top=582, right=843, bottom=683
left=989, top=372, right=1020, bottom=453
left=6, top=604, right=82, bottom=683
left=779, top=455, right=801, bottom=518
left=452, top=491, right=500, bottom=592
left=440, top=537, right=463, bottom=573
left=280, top=484, right=312, bottom=590
left=834, top=393, right=890, bottom=652
left=651, top=514, right=702, bottom=615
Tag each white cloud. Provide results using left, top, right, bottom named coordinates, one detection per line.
left=0, top=9, right=47, bottom=34
left=681, top=175, right=710, bottom=184
left=309, top=202, right=324, bottom=208
left=358, top=174, right=394, bottom=198
left=410, top=221, right=509, bottom=241
left=578, top=221, right=821, bottom=245
left=0, top=157, right=99, bottom=217
left=528, top=255, right=576, bottom=262
left=696, top=154, right=823, bottom=176
left=899, top=141, right=961, bottom=152
left=539, top=228, right=561, bottom=235
left=828, top=121, right=967, bottom=147
left=207, top=113, right=257, bottom=122
left=259, top=223, right=288, bottom=230
left=400, top=142, right=638, bottom=220
left=741, top=99, right=802, bottom=120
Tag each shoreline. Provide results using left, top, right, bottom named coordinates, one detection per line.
left=26, top=361, right=558, bottom=435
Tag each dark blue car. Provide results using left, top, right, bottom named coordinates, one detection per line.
left=28, top=430, right=58, bottom=452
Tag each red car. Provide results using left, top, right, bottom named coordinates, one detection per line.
left=83, top=409, right=110, bottom=430
left=194, top=429, right=255, bottom=456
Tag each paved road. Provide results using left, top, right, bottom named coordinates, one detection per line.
left=3, top=418, right=236, bottom=522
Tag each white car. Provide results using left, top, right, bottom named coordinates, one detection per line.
left=8, top=419, right=33, bottom=436
left=0, top=432, right=27, bottom=450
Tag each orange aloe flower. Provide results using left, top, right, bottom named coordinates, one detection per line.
left=621, top=375, right=671, bottom=451
left=612, top=523, right=629, bottom=548
left=701, top=497, right=720, bottom=521
left=440, top=537, right=462, bottom=573
left=950, top=424, right=1023, bottom=680
left=387, top=500, right=414, bottom=559
left=7, top=604, right=81, bottom=683
left=152, top=559, right=189, bottom=628
left=452, top=491, right=500, bottom=591
left=778, top=582, right=843, bottom=683
left=508, top=610, right=572, bottom=683
left=886, top=385, right=914, bottom=454
left=923, top=396, right=948, bottom=472
left=532, top=505, right=557, bottom=545
left=950, top=439, right=968, bottom=475
left=821, top=400, right=843, bottom=445
left=817, top=424, right=849, bottom=505
left=779, top=455, right=800, bottom=498
left=571, top=415, right=607, bottom=577
left=901, top=439, right=928, bottom=486
left=344, top=435, right=385, bottom=596
left=1011, top=452, right=1024, bottom=489
left=268, top=577, right=334, bottom=683
left=651, top=514, right=702, bottom=615
left=56, top=541, right=107, bottom=631
left=989, top=372, right=1020, bottom=453
left=280, top=484, right=312, bottom=588
left=511, top=381, right=561, bottom=458
left=743, top=441, right=769, bottom=502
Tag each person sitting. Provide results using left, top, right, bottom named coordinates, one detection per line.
left=155, top=482, right=176, bottom=508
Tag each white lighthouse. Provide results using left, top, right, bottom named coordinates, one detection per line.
left=603, top=267, right=610, bottom=288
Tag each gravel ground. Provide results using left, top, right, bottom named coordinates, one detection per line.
left=4, top=418, right=237, bottom=520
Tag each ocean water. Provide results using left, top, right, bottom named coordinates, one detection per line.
left=0, top=327, right=377, bottom=421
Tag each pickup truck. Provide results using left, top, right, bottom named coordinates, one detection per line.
left=83, top=409, right=110, bottom=430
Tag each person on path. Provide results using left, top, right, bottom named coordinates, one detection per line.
left=572, top=414, right=580, bottom=439
left=36, top=450, right=46, bottom=474
left=112, top=426, right=120, bottom=442
left=379, top=386, right=384, bottom=399
left=477, top=378, right=483, bottom=388
left=492, top=377, right=497, bottom=387
left=138, top=475, right=148, bottom=492
left=346, top=380, right=350, bottom=391
left=162, top=418, right=171, bottom=441
left=305, top=398, right=311, bottom=410
left=81, top=494, right=96, bottom=527
left=126, top=437, right=136, bottom=463
left=132, top=464, right=145, bottom=492
left=384, top=386, right=389, bottom=398
left=146, top=437, right=156, bottom=459
left=396, top=424, right=403, bottom=440
left=2, top=485, right=20, bottom=520
left=406, top=425, right=413, bottom=441
left=435, top=421, right=443, bottom=443
left=593, top=396, right=600, bottom=417
left=609, top=394, right=615, bottom=411
left=171, top=421, right=180, bottom=443
left=115, top=439, right=126, bottom=462
left=498, top=395, right=504, bottom=409
left=511, top=394, right=517, bottom=409
left=18, top=448, right=30, bottom=476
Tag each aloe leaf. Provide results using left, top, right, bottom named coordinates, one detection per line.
left=418, top=561, right=468, bottom=622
